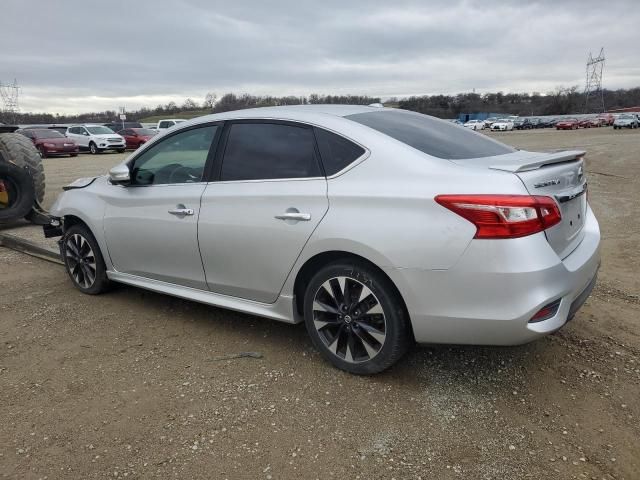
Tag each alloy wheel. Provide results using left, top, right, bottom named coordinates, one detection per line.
left=312, top=276, right=387, bottom=363
left=65, top=233, right=97, bottom=288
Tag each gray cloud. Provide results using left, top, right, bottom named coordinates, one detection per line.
left=1, top=0, right=637, bottom=113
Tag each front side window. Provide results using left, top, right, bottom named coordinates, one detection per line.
left=221, top=123, right=320, bottom=181
left=130, top=125, right=217, bottom=185
left=159, top=121, right=171, bottom=129
left=346, top=109, right=515, bottom=160
left=314, top=128, right=365, bottom=176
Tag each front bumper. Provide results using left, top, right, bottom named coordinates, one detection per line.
left=97, top=142, right=125, bottom=149
left=386, top=206, right=601, bottom=346
left=44, top=145, right=78, bottom=154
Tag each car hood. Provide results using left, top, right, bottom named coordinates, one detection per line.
left=91, top=133, right=122, bottom=139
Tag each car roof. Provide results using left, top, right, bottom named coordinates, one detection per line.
left=189, top=105, right=385, bottom=124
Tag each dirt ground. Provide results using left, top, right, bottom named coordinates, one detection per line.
left=1, top=128, right=639, bottom=479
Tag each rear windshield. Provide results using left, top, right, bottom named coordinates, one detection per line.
left=132, top=128, right=157, bottom=135
left=346, top=109, right=515, bottom=159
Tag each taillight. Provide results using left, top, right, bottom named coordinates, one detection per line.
left=435, top=194, right=561, bottom=239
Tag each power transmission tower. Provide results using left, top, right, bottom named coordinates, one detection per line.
left=0, top=78, right=20, bottom=123
left=584, top=48, right=605, bottom=113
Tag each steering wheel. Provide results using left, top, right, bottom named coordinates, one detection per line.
left=168, top=165, right=199, bottom=184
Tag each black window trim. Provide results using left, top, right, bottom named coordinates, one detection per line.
left=121, top=121, right=225, bottom=188
left=209, top=119, right=326, bottom=183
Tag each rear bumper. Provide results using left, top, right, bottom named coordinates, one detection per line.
left=385, top=206, right=601, bottom=345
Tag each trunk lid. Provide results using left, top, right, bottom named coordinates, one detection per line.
left=452, top=150, right=588, bottom=259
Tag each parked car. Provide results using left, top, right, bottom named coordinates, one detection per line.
left=484, top=117, right=499, bottom=128
left=104, top=121, right=143, bottom=132
left=65, top=125, right=126, bottom=154
left=117, top=128, right=157, bottom=149
left=596, top=114, right=615, bottom=126
left=156, top=119, right=187, bottom=131
left=538, top=118, right=557, bottom=128
left=513, top=118, right=534, bottom=130
left=463, top=119, right=485, bottom=131
left=490, top=119, right=514, bottom=131
left=48, top=106, right=600, bottom=374
left=613, top=114, right=639, bottom=129
left=16, top=128, right=78, bottom=158
left=579, top=118, right=602, bottom=128
left=556, top=118, right=580, bottom=130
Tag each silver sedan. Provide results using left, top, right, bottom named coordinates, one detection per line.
left=49, top=105, right=600, bottom=374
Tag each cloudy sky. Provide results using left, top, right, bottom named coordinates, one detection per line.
left=1, top=0, right=638, bottom=114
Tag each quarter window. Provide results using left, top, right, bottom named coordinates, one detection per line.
left=221, top=123, right=320, bottom=181
left=314, top=128, right=365, bottom=175
left=130, top=125, right=217, bottom=185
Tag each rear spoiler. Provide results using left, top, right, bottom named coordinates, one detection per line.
left=451, top=150, right=586, bottom=173
left=488, top=150, right=585, bottom=173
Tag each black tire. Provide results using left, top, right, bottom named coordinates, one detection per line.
left=303, top=260, right=411, bottom=375
left=70, top=153, right=78, bottom=157
left=89, top=142, right=99, bottom=154
left=117, top=148, right=126, bottom=153
left=0, top=132, right=45, bottom=205
left=61, top=223, right=111, bottom=295
left=38, top=146, right=47, bottom=158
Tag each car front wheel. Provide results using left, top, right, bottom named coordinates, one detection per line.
left=89, top=142, right=99, bottom=154
left=303, top=260, right=411, bottom=374
left=61, top=224, right=110, bottom=294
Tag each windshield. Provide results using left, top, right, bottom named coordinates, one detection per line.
left=619, top=114, right=635, bottom=119
left=32, top=129, right=64, bottom=139
left=132, top=128, right=157, bottom=135
left=346, top=109, right=515, bottom=159
left=86, top=126, right=115, bottom=134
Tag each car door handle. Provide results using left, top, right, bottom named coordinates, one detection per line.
left=168, top=208, right=194, bottom=216
left=274, top=212, right=311, bottom=221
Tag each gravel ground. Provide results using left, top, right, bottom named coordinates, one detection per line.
left=1, top=128, right=639, bottom=479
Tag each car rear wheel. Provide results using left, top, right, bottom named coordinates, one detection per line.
left=61, top=224, right=110, bottom=294
left=303, top=260, right=411, bottom=375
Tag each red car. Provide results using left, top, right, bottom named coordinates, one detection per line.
left=555, top=118, right=579, bottom=130
left=597, top=114, right=615, bottom=126
left=17, top=128, right=79, bottom=157
left=117, top=128, right=157, bottom=149
left=578, top=118, right=602, bottom=128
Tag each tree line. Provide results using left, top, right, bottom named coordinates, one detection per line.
left=3, top=87, right=640, bottom=125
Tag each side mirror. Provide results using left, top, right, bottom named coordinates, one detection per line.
left=109, top=163, right=131, bottom=185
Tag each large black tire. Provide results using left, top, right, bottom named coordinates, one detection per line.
left=303, top=260, right=412, bottom=375
left=61, top=223, right=111, bottom=295
left=0, top=132, right=45, bottom=205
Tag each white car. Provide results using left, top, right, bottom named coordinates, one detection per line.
left=463, top=119, right=485, bottom=131
left=490, top=119, right=515, bottom=131
left=156, top=119, right=187, bottom=131
left=65, top=125, right=126, bottom=154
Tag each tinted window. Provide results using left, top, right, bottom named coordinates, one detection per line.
left=221, top=123, right=320, bottom=181
left=315, top=128, right=365, bottom=175
left=130, top=125, right=217, bottom=185
left=159, top=121, right=171, bottom=128
left=346, top=109, right=515, bottom=159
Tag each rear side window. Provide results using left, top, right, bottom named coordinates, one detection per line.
left=346, top=109, right=515, bottom=159
left=314, top=128, right=365, bottom=175
left=221, top=123, right=321, bottom=181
